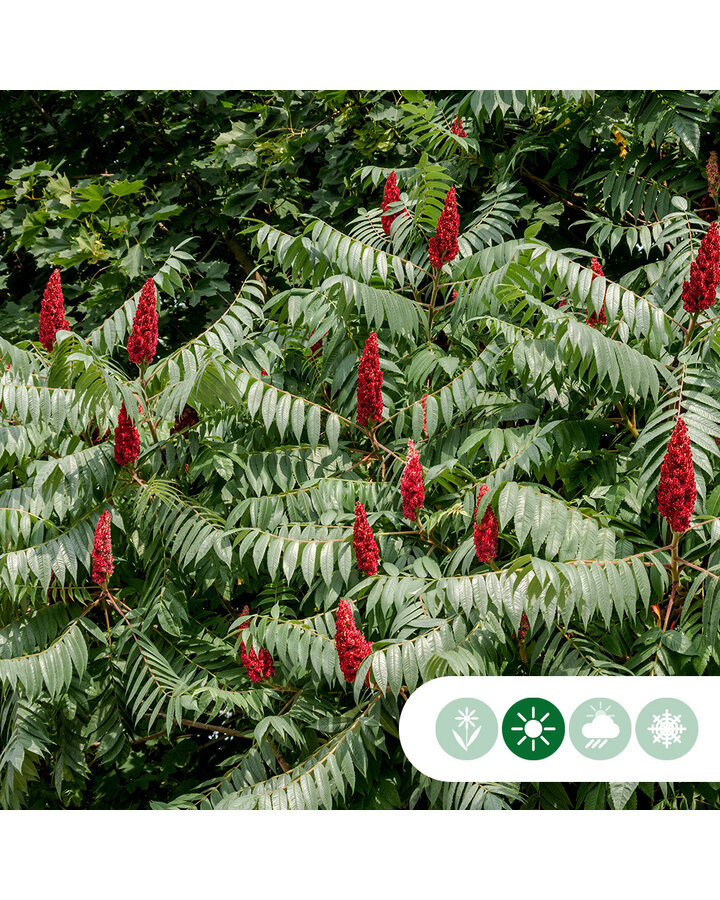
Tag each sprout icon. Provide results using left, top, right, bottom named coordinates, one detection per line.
left=581, top=702, right=620, bottom=749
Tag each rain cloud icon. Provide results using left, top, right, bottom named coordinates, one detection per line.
left=582, top=710, right=620, bottom=749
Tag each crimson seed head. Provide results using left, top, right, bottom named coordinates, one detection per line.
left=114, top=403, right=141, bottom=467
left=451, top=115, right=466, bottom=137
left=240, top=641, right=275, bottom=682
left=518, top=612, right=530, bottom=643
left=658, top=417, right=696, bottom=534
left=38, top=268, right=70, bottom=352
left=428, top=187, right=459, bottom=269
left=681, top=224, right=720, bottom=313
left=586, top=257, right=607, bottom=327
left=708, top=151, right=720, bottom=201
left=335, top=599, right=372, bottom=684
left=400, top=439, right=425, bottom=521
left=353, top=501, right=380, bottom=576
left=381, top=171, right=401, bottom=236
left=127, top=277, right=159, bottom=366
left=91, top=510, right=114, bottom=586
left=473, top=483, right=499, bottom=563
left=357, top=331, right=383, bottom=428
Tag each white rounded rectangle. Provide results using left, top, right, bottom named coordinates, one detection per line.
left=399, top=676, right=719, bottom=781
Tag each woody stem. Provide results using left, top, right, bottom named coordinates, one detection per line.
left=663, top=531, right=681, bottom=631
left=426, top=271, right=441, bottom=340
left=670, top=530, right=681, bottom=588
left=684, top=311, right=699, bottom=349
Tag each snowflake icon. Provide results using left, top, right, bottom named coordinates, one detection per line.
left=648, top=708, right=686, bottom=749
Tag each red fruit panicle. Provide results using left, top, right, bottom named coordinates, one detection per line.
left=91, top=510, right=114, bottom=586
left=353, top=501, right=380, bottom=576
left=400, top=439, right=425, bottom=521
left=357, top=331, right=383, bottom=428
left=473, top=484, right=499, bottom=563
left=114, top=403, right=141, bottom=467
left=335, top=599, right=372, bottom=684
left=586, top=257, right=607, bottom=327
left=681, top=224, right=720, bottom=313
left=708, top=151, right=720, bottom=202
left=237, top=605, right=274, bottom=682
left=658, top=417, right=696, bottom=534
left=381, top=171, right=401, bottom=236
left=518, top=612, right=530, bottom=643
left=451, top=115, right=466, bottom=137
left=38, top=268, right=70, bottom=352
left=428, top=187, right=460, bottom=269
left=127, top=277, right=158, bottom=366
left=240, top=642, right=275, bottom=683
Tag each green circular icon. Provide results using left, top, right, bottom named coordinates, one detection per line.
left=435, top=698, right=498, bottom=760
left=569, top=698, right=631, bottom=760
left=502, top=697, right=565, bottom=759
left=635, top=698, right=698, bottom=760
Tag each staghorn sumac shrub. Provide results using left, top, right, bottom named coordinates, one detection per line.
left=5, top=91, right=720, bottom=814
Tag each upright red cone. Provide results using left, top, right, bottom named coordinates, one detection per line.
left=473, top=484, right=499, bottom=563
left=335, top=599, right=372, bottom=684
left=400, top=439, right=425, bottom=521
left=451, top=116, right=466, bottom=137
left=237, top=605, right=275, bottom=682
left=381, top=171, right=401, bottom=236
left=91, top=510, right=114, bottom=586
left=127, top=277, right=159, bottom=366
left=428, top=187, right=459, bottom=269
left=708, top=151, right=720, bottom=202
left=657, top=417, right=696, bottom=534
left=38, top=268, right=70, bottom=352
left=357, top=332, right=383, bottom=428
left=353, top=501, right=379, bottom=576
left=681, top=224, right=720, bottom=313
left=114, top=403, right=141, bottom=467
left=586, top=258, right=607, bottom=327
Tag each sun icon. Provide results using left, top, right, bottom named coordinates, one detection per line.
left=510, top=705, right=556, bottom=752
left=502, top=698, right=565, bottom=759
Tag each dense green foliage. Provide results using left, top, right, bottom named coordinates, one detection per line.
left=3, top=90, right=720, bottom=809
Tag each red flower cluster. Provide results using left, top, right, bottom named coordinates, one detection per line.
left=518, top=612, right=530, bottom=643
left=357, top=331, right=383, bottom=428
left=681, top=224, right=720, bottom=313
left=586, top=257, right=607, bottom=327
left=708, top=151, right=720, bottom=201
left=91, top=510, right=114, bottom=586
left=309, top=328, right=326, bottom=359
left=240, top=642, right=275, bottom=683
left=114, top=403, right=141, bottom=467
left=381, top=171, right=401, bottom=236
left=400, top=439, right=425, bottom=521
left=127, top=277, right=158, bottom=366
left=657, top=417, right=696, bottom=534
left=421, top=393, right=429, bottom=439
left=473, top=484, right=499, bottom=563
left=698, top=193, right=718, bottom=223
left=38, top=268, right=70, bottom=352
left=353, top=501, right=379, bottom=576
left=428, top=187, right=459, bottom=269
left=335, top=599, right=372, bottom=684
left=451, top=116, right=466, bottom=137
left=237, top=606, right=275, bottom=683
